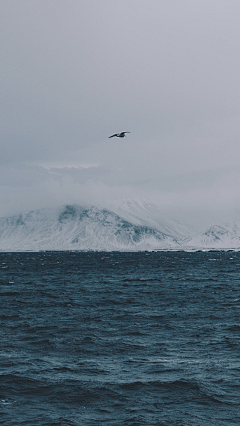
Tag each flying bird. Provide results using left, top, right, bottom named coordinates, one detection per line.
left=108, top=132, right=130, bottom=138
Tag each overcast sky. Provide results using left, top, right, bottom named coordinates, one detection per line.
left=1, top=0, right=240, bottom=227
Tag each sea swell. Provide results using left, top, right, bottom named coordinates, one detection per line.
left=1, top=251, right=240, bottom=425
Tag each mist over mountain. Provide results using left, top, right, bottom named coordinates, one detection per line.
left=2, top=1, right=240, bottom=252
left=1, top=201, right=240, bottom=251
left=105, top=199, right=195, bottom=240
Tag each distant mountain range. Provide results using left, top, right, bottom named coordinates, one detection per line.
left=186, top=223, right=240, bottom=249
left=0, top=201, right=240, bottom=251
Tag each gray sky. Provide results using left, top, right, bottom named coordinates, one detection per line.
left=1, top=0, right=240, bottom=227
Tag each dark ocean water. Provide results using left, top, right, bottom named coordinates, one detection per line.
left=1, top=251, right=240, bottom=426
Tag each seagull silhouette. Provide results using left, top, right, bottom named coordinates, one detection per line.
left=108, top=132, right=130, bottom=138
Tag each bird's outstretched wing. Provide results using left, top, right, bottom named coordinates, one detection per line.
left=119, top=132, right=130, bottom=137
left=108, top=133, right=118, bottom=138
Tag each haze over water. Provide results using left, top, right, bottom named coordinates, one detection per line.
left=1, top=251, right=240, bottom=425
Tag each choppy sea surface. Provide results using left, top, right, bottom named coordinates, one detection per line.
left=1, top=251, right=240, bottom=426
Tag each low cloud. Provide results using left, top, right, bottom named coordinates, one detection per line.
left=1, top=162, right=240, bottom=231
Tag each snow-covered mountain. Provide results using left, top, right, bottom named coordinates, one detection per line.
left=0, top=204, right=181, bottom=251
left=1, top=202, right=240, bottom=251
left=186, top=222, right=240, bottom=249
left=106, top=199, right=195, bottom=240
